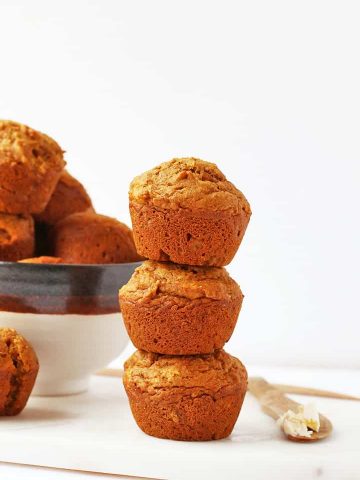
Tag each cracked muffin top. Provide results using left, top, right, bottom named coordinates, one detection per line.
left=0, top=328, right=38, bottom=374
left=129, top=157, right=251, bottom=215
left=124, top=349, right=247, bottom=394
left=119, top=260, right=242, bottom=302
left=0, top=328, right=39, bottom=415
left=0, top=120, right=65, bottom=173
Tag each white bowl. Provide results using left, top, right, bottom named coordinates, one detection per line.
left=0, top=311, right=127, bottom=396
left=0, top=261, right=140, bottom=396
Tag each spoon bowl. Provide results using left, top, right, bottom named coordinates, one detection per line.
left=286, top=413, right=333, bottom=442
left=248, top=377, right=333, bottom=442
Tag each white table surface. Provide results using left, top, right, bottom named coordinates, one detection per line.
left=0, top=365, right=359, bottom=480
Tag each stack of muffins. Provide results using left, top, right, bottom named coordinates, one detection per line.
left=120, top=158, right=251, bottom=441
left=0, top=120, right=140, bottom=264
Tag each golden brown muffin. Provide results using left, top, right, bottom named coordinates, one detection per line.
left=129, top=158, right=251, bottom=266
left=119, top=260, right=243, bottom=355
left=35, top=170, right=94, bottom=225
left=51, top=212, right=142, bottom=264
left=123, top=349, right=247, bottom=441
left=0, top=120, right=65, bottom=214
left=0, top=213, right=35, bottom=261
left=0, top=328, right=39, bottom=415
left=19, top=256, right=63, bottom=264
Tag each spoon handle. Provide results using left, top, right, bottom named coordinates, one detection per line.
left=272, top=383, right=360, bottom=401
left=248, top=377, right=301, bottom=419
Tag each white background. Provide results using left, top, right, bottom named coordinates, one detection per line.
left=0, top=0, right=359, bottom=368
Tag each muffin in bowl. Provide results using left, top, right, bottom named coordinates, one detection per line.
left=19, top=256, right=63, bottom=264
left=119, top=260, right=243, bottom=355
left=0, top=120, right=65, bottom=214
left=35, top=170, right=94, bottom=226
left=0, top=213, right=35, bottom=261
left=51, top=212, right=142, bottom=264
left=123, top=349, right=248, bottom=441
left=129, top=158, right=251, bottom=266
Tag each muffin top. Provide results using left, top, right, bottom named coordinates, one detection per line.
left=0, top=120, right=65, bottom=173
left=0, top=213, right=34, bottom=242
left=124, top=349, right=247, bottom=394
left=120, top=260, right=242, bottom=302
left=52, top=212, right=141, bottom=264
left=129, top=157, right=251, bottom=215
left=19, top=256, right=63, bottom=264
left=35, top=170, right=94, bottom=225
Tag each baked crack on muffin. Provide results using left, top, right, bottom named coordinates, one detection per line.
left=0, top=328, right=39, bottom=415
left=123, top=349, right=248, bottom=441
left=0, top=120, right=65, bottom=214
left=129, top=157, right=251, bottom=266
left=119, top=260, right=243, bottom=354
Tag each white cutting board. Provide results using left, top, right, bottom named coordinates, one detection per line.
left=0, top=371, right=358, bottom=480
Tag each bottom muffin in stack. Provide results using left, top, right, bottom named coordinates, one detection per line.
left=123, top=349, right=247, bottom=441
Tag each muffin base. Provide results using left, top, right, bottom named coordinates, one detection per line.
left=121, top=295, right=243, bottom=355
left=126, top=383, right=247, bottom=441
left=0, top=163, right=62, bottom=214
left=130, top=202, right=250, bottom=266
left=0, top=215, right=35, bottom=261
left=0, top=237, right=35, bottom=261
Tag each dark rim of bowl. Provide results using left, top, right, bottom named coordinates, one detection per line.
left=0, top=260, right=142, bottom=268
left=0, top=260, right=142, bottom=315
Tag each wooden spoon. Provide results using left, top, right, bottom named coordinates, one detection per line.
left=248, top=377, right=333, bottom=442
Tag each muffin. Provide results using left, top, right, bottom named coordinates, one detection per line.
left=0, top=328, right=39, bottom=415
left=0, top=120, right=65, bottom=214
left=19, top=256, right=63, bottom=264
left=51, top=212, right=141, bottom=264
left=0, top=213, right=35, bottom=261
left=123, top=349, right=247, bottom=441
left=129, top=158, right=251, bottom=266
left=35, top=170, right=94, bottom=225
left=119, top=260, right=243, bottom=355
